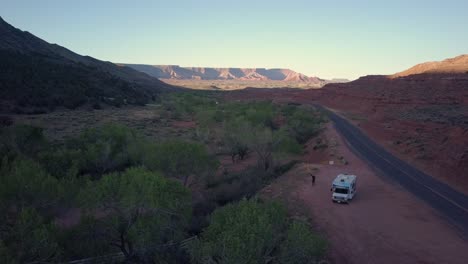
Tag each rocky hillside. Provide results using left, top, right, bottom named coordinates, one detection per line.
left=0, top=17, right=173, bottom=113
left=314, top=56, right=468, bottom=193
left=393, top=54, right=468, bottom=77
left=122, top=64, right=325, bottom=83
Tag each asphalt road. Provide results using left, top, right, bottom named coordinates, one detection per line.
left=317, top=105, right=468, bottom=238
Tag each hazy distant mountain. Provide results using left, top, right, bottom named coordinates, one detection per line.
left=0, top=16, right=173, bottom=113
left=392, top=54, right=468, bottom=77
left=122, top=64, right=325, bottom=83
left=326, top=78, right=351, bottom=83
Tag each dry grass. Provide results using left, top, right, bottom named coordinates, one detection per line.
left=8, top=105, right=196, bottom=142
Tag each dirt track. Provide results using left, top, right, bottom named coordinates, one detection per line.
left=261, top=122, right=468, bottom=264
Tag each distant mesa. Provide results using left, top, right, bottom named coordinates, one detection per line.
left=121, top=64, right=329, bottom=83
left=392, top=54, right=468, bottom=78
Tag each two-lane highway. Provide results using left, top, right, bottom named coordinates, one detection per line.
left=317, top=105, right=468, bottom=238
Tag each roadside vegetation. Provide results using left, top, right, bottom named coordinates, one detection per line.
left=0, top=91, right=328, bottom=263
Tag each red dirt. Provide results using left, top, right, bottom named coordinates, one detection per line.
left=260, top=123, right=468, bottom=264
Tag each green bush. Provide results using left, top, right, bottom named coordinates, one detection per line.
left=278, top=221, right=327, bottom=264
left=142, top=140, right=219, bottom=186
left=70, top=124, right=142, bottom=175
left=188, top=199, right=287, bottom=264
left=38, top=147, right=82, bottom=179
left=274, top=130, right=302, bottom=155
left=287, top=108, right=322, bottom=144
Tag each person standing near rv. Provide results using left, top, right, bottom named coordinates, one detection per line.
left=306, top=165, right=316, bottom=185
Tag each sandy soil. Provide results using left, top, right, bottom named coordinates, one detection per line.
left=260, top=123, right=468, bottom=264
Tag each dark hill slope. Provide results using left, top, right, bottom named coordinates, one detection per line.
left=0, top=17, right=173, bottom=113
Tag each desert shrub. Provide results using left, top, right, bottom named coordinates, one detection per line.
left=278, top=221, right=327, bottom=264
left=162, top=93, right=218, bottom=121
left=79, top=167, right=192, bottom=262
left=194, top=126, right=212, bottom=143
left=188, top=199, right=287, bottom=264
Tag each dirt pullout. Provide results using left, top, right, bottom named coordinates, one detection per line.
left=260, top=123, right=468, bottom=264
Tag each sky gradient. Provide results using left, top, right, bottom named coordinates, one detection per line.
left=2, top=0, right=468, bottom=79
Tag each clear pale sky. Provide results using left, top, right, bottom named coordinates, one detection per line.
left=2, top=0, right=468, bottom=79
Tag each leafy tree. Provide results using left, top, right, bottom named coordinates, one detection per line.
left=142, top=140, right=219, bottom=186
left=72, top=124, right=141, bottom=175
left=244, top=101, right=276, bottom=129
left=248, top=126, right=284, bottom=171
left=223, top=119, right=252, bottom=163
left=0, top=240, right=14, bottom=264
left=80, top=167, right=192, bottom=261
left=287, top=109, right=322, bottom=144
left=58, top=216, right=113, bottom=260
left=275, top=132, right=302, bottom=155
left=188, top=199, right=287, bottom=264
left=1, top=207, right=61, bottom=263
left=0, top=125, right=46, bottom=162
left=0, top=159, right=63, bottom=212
left=278, top=221, right=327, bottom=264
left=38, top=147, right=82, bottom=179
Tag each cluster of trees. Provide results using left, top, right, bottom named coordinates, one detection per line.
left=188, top=199, right=327, bottom=264
left=0, top=124, right=217, bottom=262
left=0, top=93, right=328, bottom=263
left=161, top=93, right=326, bottom=172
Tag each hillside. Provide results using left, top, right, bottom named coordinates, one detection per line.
left=392, top=54, right=468, bottom=77
left=122, top=64, right=325, bottom=83
left=0, top=17, right=173, bottom=113
left=313, top=57, right=468, bottom=193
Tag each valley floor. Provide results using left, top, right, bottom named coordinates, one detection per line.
left=261, top=123, right=468, bottom=264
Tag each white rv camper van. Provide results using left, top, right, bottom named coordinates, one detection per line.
left=331, top=174, right=357, bottom=203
